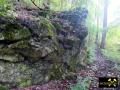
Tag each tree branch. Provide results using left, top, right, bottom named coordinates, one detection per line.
left=31, top=0, right=49, bottom=11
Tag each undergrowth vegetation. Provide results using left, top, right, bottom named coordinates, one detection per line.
left=102, top=25, right=120, bottom=62
left=87, top=44, right=96, bottom=63
left=23, top=0, right=88, bottom=11
left=0, top=0, right=11, bottom=16
left=70, top=77, right=91, bottom=90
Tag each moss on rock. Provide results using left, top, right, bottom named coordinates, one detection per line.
left=0, top=48, right=15, bottom=55
left=69, top=53, right=79, bottom=72
left=9, top=40, right=29, bottom=49
left=0, top=48, right=24, bottom=62
left=17, top=77, right=32, bottom=88
left=52, top=22, right=63, bottom=30
left=49, top=63, right=64, bottom=80
left=16, top=48, right=42, bottom=60
left=0, top=85, right=9, bottom=90
left=2, top=23, right=31, bottom=41
left=40, top=18, right=56, bottom=37
left=0, top=61, right=32, bottom=88
left=18, top=64, right=29, bottom=72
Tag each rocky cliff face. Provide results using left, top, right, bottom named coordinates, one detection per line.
left=0, top=7, right=88, bottom=88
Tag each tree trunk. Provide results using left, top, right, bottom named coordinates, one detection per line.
left=95, top=0, right=100, bottom=46
left=96, top=31, right=98, bottom=44
left=96, top=14, right=100, bottom=45
left=100, top=0, right=108, bottom=49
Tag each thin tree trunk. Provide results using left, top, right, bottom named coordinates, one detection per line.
left=96, top=16, right=100, bottom=45
left=100, top=0, right=108, bottom=49
left=95, top=0, right=99, bottom=45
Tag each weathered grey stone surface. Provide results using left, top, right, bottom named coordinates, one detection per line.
left=0, top=7, right=88, bottom=88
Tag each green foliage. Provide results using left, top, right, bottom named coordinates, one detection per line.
left=52, top=22, right=62, bottom=30
left=69, top=52, right=79, bottom=72
left=86, top=0, right=104, bottom=64
left=0, top=0, right=11, bottom=16
left=102, top=25, right=120, bottom=62
left=102, top=49, right=120, bottom=62
left=70, top=77, right=91, bottom=90
left=17, top=77, right=32, bottom=88
left=3, top=23, right=31, bottom=41
left=87, top=44, right=96, bottom=63
left=40, top=18, right=55, bottom=37
left=19, top=80, right=31, bottom=88
left=0, top=48, right=15, bottom=55
left=0, top=85, right=9, bottom=90
left=10, top=40, right=29, bottom=49
left=23, top=0, right=88, bottom=11
left=25, top=0, right=43, bottom=6
left=49, top=63, right=64, bottom=80
left=18, top=64, right=28, bottom=72
left=86, top=25, right=98, bottom=64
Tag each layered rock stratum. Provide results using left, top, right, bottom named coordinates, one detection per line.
left=0, top=7, right=88, bottom=89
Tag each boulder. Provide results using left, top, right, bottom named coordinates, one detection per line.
left=0, top=7, right=88, bottom=88
left=0, top=61, right=32, bottom=88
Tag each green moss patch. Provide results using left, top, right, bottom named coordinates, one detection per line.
left=17, top=77, right=32, bottom=88
left=49, top=63, right=64, bottom=80
left=0, top=85, right=9, bottom=90
left=40, top=18, right=56, bottom=37
left=9, top=40, right=29, bottom=49
left=2, top=23, right=31, bottom=41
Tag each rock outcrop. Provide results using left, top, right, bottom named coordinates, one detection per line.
left=0, top=7, right=88, bottom=89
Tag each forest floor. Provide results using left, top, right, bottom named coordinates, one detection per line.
left=12, top=6, right=120, bottom=90
left=87, top=47, right=120, bottom=90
